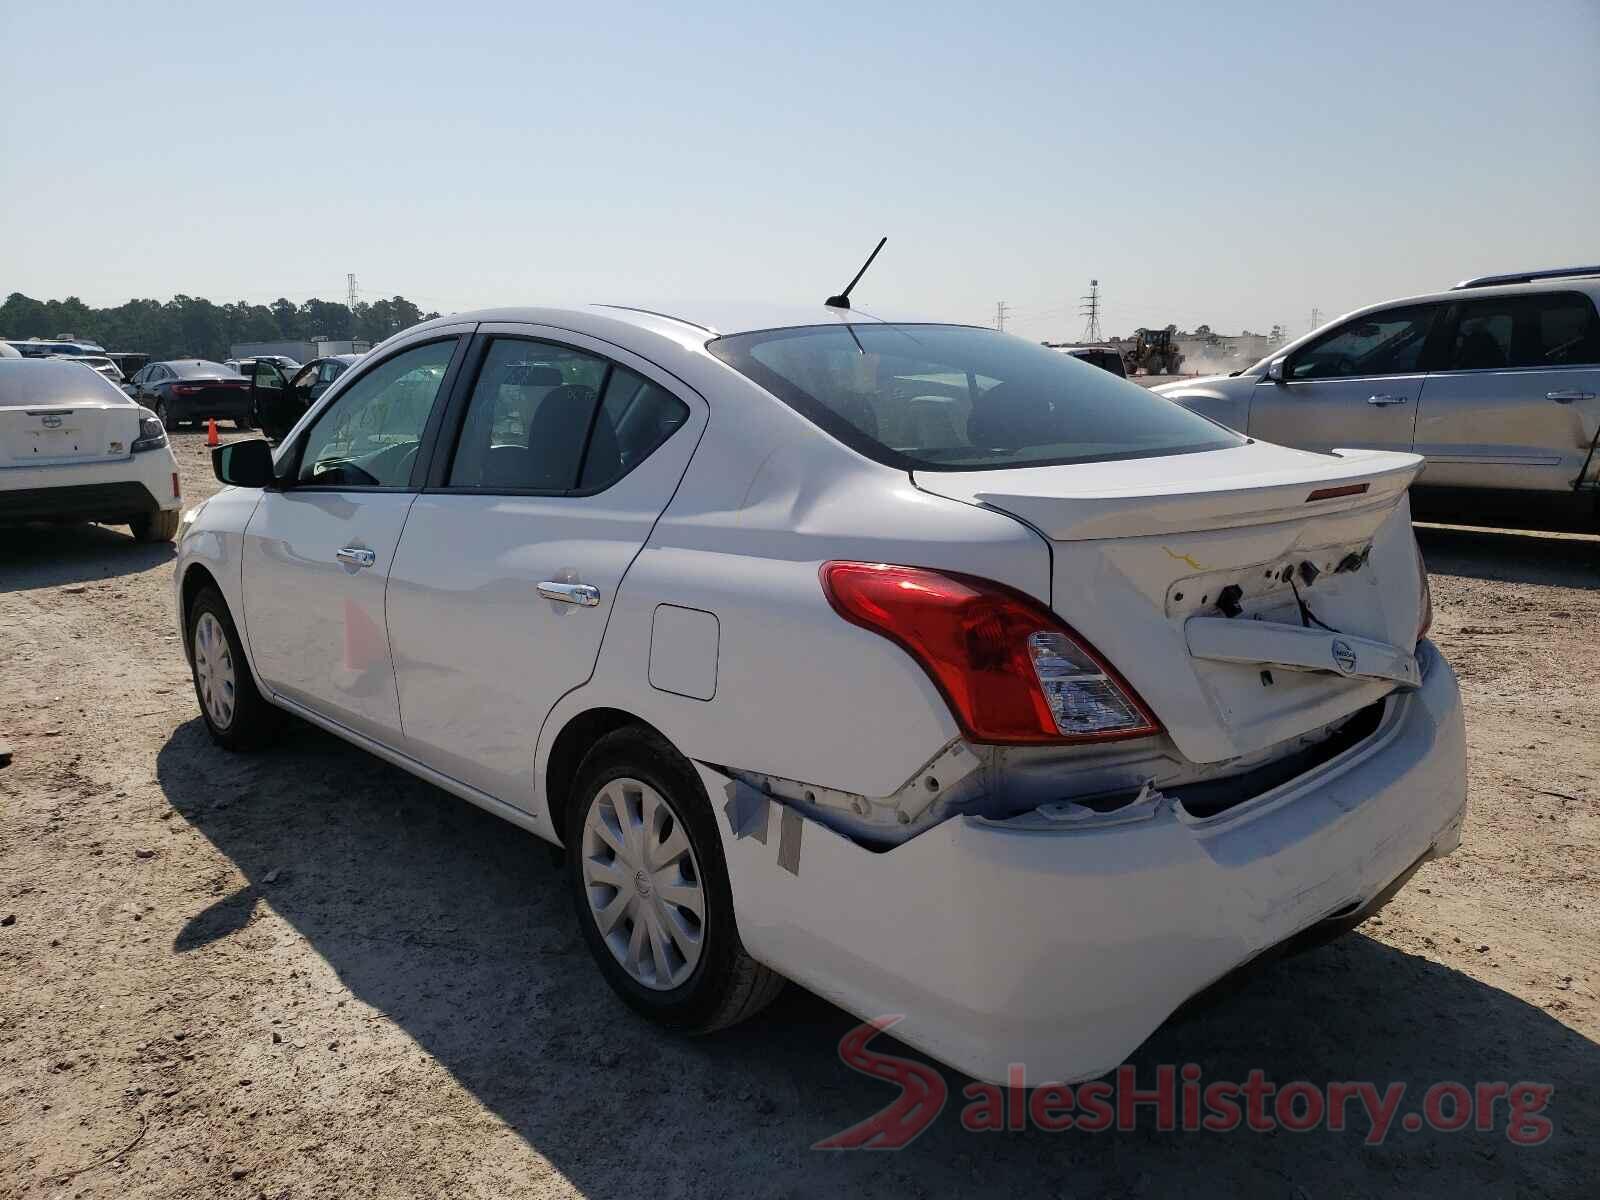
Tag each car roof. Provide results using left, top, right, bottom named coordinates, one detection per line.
left=419, top=301, right=951, bottom=339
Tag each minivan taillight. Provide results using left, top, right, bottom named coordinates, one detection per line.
left=820, top=562, right=1162, bottom=745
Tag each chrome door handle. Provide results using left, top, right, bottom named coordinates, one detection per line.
left=1366, top=394, right=1407, bottom=406
left=1547, top=390, right=1596, bottom=404
left=336, top=547, right=376, bottom=568
left=537, top=581, right=601, bottom=607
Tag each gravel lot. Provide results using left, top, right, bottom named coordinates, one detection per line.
left=2, top=430, right=1596, bottom=1198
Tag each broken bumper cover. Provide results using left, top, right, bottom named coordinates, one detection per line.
left=704, top=639, right=1466, bottom=1085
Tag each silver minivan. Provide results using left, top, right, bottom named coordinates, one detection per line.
left=1155, top=267, right=1600, bottom=529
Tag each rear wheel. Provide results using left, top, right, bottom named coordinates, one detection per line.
left=153, top=399, right=174, bottom=431
left=566, top=726, right=783, bottom=1032
left=129, top=509, right=180, bottom=542
left=186, top=586, right=281, bottom=751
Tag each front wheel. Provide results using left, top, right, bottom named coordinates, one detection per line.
left=566, top=727, right=784, bottom=1032
left=186, top=586, right=281, bottom=751
left=129, top=509, right=180, bottom=542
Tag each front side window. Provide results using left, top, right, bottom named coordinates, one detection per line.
left=297, top=339, right=456, bottom=487
left=1288, top=306, right=1439, bottom=380
left=709, top=323, right=1239, bottom=471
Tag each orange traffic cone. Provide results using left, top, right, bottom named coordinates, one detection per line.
left=206, top=417, right=220, bottom=448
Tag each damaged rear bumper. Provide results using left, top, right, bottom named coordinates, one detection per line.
left=701, top=639, right=1466, bottom=1085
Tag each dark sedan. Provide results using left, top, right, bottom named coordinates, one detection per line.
left=125, top=360, right=252, bottom=430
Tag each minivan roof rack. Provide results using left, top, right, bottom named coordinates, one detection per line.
left=1451, top=265, right=1600, bottom=290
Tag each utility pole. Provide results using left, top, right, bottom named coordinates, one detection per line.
left=995, top=301, right=1010, bottom=333
left=346, top=273, right=360, bottom=311
left=1079, top=279, right=1103, bottom=343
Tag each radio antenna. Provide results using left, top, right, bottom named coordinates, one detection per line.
left=825, top=237, right=887, bottom=310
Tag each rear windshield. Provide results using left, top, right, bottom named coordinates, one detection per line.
left=0, top=360, right=132, bottom=407
left=708, top=324, right=1241, bottom=471
left=169, top=360, right=238, bottom=378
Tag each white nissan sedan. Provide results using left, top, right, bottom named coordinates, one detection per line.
left=173, top=302, right=1466, bottom=1084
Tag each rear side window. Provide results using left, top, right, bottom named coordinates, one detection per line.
left=579, top=366, right=689, bottom=490
left=709, top=323, right=1239, bottom=472
left=1444, top=292, right=1600, bottom=370
left=448, top=339, right=689, bottom=492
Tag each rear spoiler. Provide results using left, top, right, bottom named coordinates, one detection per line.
left=944, top=448, right=1423, bottom=541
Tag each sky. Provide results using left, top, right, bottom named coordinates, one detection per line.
left=2, top=0, right=1597, bottom=343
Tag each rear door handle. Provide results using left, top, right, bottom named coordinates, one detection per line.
left=1547, top=390, right=1596, bottom=404
left=1366, top=394, right=1407, bottom=406
left=537, top=581, right=601, bottom=606
left=336, top=547, right=376, bottom=568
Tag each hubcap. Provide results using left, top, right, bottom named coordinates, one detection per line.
left=192, top=612, right=237, bottom=730
left=580, top=777, right=706, bottom=990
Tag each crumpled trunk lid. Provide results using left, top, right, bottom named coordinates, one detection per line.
left=914, top=443, right=1429, bottom=764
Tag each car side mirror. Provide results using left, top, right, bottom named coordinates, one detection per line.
left=212, top=438, right=277, bottom=488
left=1264, top=356, right=1288, bottom=383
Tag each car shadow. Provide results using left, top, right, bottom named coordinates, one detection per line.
left=155, top=719, right=1595, bottom=1198
left=1416, top=523, right=1598, bottom=591
left=0, top=521, right=175, bottom=591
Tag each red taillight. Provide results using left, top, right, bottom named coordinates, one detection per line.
left=820, top=561, right=1162, bottom=745
left=172, top=383, right=202, bottom=396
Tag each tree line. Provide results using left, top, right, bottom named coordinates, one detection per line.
left=0, top=292, right=444, bottom=361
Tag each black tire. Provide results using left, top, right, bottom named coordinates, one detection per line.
left=129, top=509, right=180, bottom=542
left=566, top=726, right=784, bottom=1032
left=235, top=415, right=255, bottom=430
left=153, top=398, right=174, bottom=431
left=185, top=586, right=281, bottom=751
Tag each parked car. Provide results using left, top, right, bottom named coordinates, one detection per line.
left=175, top=302, right=1464, bottom=1085
left=3, top=338, right=105, bottom=358
left=1059, top=344, right=1128, bottom=378
left=1, top=358, right=181, bottom=540
left=224, top=354, right=300, bottom=375
left=104, top=352, right=150, bottom=379
left=247, top=354, right=362, bottom=441
left=1155, top=266, right=1600, bottom=529
left=50, top=353, right=125, bottom=384
left=126, top=359, right=252, bottom=430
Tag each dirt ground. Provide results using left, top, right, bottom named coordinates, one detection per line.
left=2, top=429, right=1596, bottom=1199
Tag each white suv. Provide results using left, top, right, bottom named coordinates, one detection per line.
left=1155, top=266, right=1600, bottom=529
left=175, top=302, right=1466, bottom=1084
left=1, top=358, right=182, bottom=540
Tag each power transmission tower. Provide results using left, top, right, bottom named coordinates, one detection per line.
left=346, top=273, right=360, bottom=311
left=1308, top=306, right=1322, bottom=331
left=1079, top=279, right=1103, bottom=342
left=995, top=301, right=1010, bottom=333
